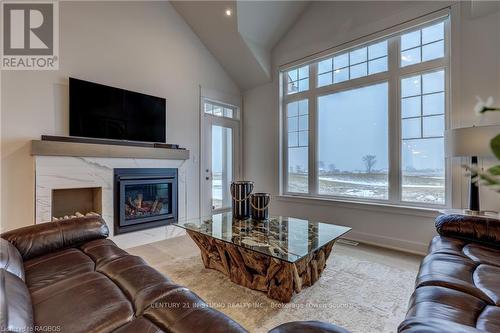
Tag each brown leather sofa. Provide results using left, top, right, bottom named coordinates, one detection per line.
left=398, top=214, right=500, bottom=333
left=0, top=216, right=348, bottom=333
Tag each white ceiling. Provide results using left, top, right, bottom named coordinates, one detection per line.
left=171, top=1, right=309, bottom=91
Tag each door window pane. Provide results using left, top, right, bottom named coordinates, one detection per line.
left=318, top=83, right=388, bottom=199
left=204, top=102, right=237, bottom=119
left=223, top=108, right=233, bottom=118
left=212, top=126, right=233, bottom=210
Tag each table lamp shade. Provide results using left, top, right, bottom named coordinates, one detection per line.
left=445, top=125, right=500, bottom=158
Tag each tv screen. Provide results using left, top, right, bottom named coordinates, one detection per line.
left=69, top=78, right=166, bottom=143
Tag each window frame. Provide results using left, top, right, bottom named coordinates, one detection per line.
left=279, top=10, right=451, bottom=208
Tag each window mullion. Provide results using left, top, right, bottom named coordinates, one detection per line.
left=281, top=72, right=289, bottom=194
left=388, top=35, right=401, bottom=203
left=309, top=63, right=318, bottom=195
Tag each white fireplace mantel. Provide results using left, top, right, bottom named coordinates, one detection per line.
left=31, top=140, right=190, bottom=160
left=33, top=142, right=189, bottom=249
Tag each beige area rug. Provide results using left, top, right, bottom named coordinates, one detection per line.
left=128, top=237, right=420, bottom=333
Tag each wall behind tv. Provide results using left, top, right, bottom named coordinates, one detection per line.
left=0, top=1, right=240, bottom=231
left=243, top=1, right=500, bottom=254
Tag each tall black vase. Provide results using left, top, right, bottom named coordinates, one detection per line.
left=230, top=181, right=254, bottom=219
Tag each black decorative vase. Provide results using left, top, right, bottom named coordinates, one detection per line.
left=230, top=181, right=254, bottom=220
left=250, top=193, right=270, bottom=220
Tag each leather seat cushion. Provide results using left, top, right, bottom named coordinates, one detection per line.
left=401, top=236, right=500, bottom=333
left=80, top=239, right=129, bottom=268
left=144, top=288, right=247, bottom=333
left=405, top=286, right=487, bottom=327
left=0, top=269, right=33, bottom=333
left=268, top=321, right=351, bottom=333
left=31, top=272, right=134, bottom=333
left=112, top=318, right=163, bottom=333
left=399, top=318, right=485, bottom=333
left=0, top=239, right=25, bottom=281
left=98, top=255, right=180, bottom=316
left=428, top=236, right=467, bottom=256
left=24, top=248, right=95, bottom=291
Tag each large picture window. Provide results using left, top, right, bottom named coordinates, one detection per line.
left=281, top=14, right=449, bottom=207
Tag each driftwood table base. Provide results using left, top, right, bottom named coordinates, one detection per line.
left=187, top=230, right=335, bottom=303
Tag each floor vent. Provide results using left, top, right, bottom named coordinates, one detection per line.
left=337, top=238, right=359, bottom=246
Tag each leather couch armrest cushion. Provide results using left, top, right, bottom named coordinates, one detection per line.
left=0, top=269, right=34, bottom=333
left=0, top=239, right=25, bottom=281
left=435, top=214, right=500, bottom=247
left=1, top=216, right=109, bottom=260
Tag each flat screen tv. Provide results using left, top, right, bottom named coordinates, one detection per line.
left=69, top=78, right=166, bottom=143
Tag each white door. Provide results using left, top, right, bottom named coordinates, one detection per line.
left=201, top=100, right=240, bottom=216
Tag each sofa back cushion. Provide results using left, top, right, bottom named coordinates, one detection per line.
left=1, top=216, right=109, bottom=260
left=0, top=269, right=33, bottom=333
left=436, top=214, right=500, bottom=248
left=0, top=239, right=24, bottom=281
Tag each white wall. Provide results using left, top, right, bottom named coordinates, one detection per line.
left=243, top=1, right=500, bottom=254
left=0, top=1, right=240, bottom=232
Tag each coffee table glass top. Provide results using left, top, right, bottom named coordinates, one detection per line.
left=175, top=212, right=351, bottom=263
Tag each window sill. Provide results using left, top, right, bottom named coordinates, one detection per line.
left=275, top=194, right=441, bottom=218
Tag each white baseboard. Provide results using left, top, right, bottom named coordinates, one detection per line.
left=343, top=230, right=429, bottom=256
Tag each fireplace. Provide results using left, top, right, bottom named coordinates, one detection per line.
left=114, top=168, right=178, bottom=235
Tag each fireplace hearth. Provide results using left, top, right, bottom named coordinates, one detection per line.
left=114, top=168, right=178, bottom=235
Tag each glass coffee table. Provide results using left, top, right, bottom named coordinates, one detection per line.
left=175, top=212, right=351, bottom=302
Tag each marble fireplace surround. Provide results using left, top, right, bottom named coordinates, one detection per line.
left=33, top=141, right=190, bottom=249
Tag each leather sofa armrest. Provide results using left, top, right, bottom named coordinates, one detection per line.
left=435, top=214, right=500, bottom=247
left=0, top=239, right=25, bottom=281
left=1, top=216, right=109, bottom=260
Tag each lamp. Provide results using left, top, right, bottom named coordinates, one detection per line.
left=445, top=125, right=500, bottom=214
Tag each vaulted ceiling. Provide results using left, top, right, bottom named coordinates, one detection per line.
left=171, top=1, right=309, bottom=91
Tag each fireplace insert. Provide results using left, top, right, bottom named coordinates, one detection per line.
left=114, top=168, right=178, bottom=235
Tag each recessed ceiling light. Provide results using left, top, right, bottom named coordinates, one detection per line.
left=225, top=9, right=232, bottom=16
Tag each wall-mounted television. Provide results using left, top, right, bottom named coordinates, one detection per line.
left=69, top=78, right=166, bottom=143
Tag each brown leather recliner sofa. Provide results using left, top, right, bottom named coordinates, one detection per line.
left=399, top=214, right=500, bottom=333
left=0, top=216, right=349, bottom=333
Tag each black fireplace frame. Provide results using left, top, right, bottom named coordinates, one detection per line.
left=114, top=168, right=178, bottom=235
